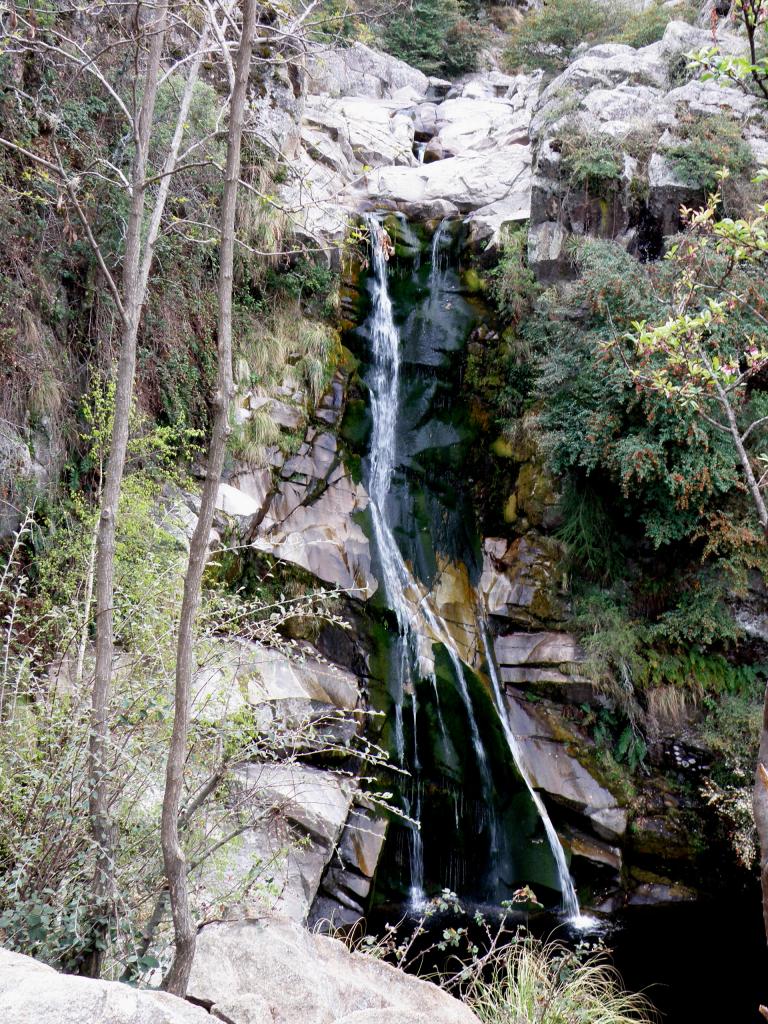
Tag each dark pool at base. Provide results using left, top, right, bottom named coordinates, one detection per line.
left=368, top=894, right=767, bottom=1023
left=606, top=898, right=767, bottom=1023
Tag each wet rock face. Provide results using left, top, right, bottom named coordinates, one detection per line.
left=504, top=691, right=628, bottom=842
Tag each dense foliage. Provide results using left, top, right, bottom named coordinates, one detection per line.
left=381, top=0, right=488, bottom=76
left=504, top=0, right=699, bottom=74
left=478, top=221, right=768, bottom=711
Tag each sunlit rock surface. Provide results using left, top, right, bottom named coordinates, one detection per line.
left=528, top=20, right=768, bottom=278
left=0, top=949, right=209, bottom=1024
left=188, top=915, right=480, bottom=1024
left=287, top=50, right=541, bottom=244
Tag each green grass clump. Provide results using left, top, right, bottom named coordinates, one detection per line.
left=666, top=113, right=754, bottom=194
left=560, top=129, right=624, bottom=194
left=468, top=938, right=656, bottom=1024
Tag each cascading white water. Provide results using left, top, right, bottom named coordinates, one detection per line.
left=479, top=623, right=592, bottom=925
left=365, top=213, right=586, bottom=921
left=365, top=213, right=427, bottom=907
left=365, top=214, right=497, bottom=905
left=366, top=215, right=492, bottom=790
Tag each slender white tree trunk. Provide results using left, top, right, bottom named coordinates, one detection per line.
left=161, top=0, right=257, bottom=996
left=86, top=1, right=170, bottom=976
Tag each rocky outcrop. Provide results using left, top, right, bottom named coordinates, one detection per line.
left=494, top=630, right=587, bottom=686
left=0, top=948, right=209, bottom=1024
left=251, top=431, right=377, bottom=600
left=0, top=421, right=65, bottom=538
left=287, top=51, right=542, bottom=246
left=504, top=692, right=628, bottom=842
left=306, top=43, right=431, bottom=100
left=480, top=536, right=568, bottom=629
left=527, top=20, right=768, bottom=279
left=288, top=19, right=768, bottom=260
left=187, top=915, right=480, bottom=1024
left=215, top=377, right=378, bottom=600
left=310, top=806, right=389, bottom=929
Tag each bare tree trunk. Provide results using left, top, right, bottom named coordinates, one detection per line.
left=160, top=0, right=257, bottom=997
left=76, top=477, right=101, bottom=687
left=85, top=0, right=170, bottom=978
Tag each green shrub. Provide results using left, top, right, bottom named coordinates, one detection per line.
left=619, top=0, right=699, bottom=48
left=556, top=479, right=626, bottom=583
left=504, top=0, right=617, bottom=73
left=700, top=689, right=763, bottom=868
left=503, top=0, right=698, bottom=73
left=310, top=0, right=375, bottom=44
left=489, top=226, right=539, bottom=327
left=468, top=936, right=655, bottom=1024
left=381, top=0, right=486, bottom=76
left=560, top=128, right=624, bottom=193
left=666, top=113, right=754, bottom=194
left=443, top=17, right=489, bottom=76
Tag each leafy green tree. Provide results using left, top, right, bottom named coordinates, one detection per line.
left=615, top=179, right=768, bottom=949
left=623, top=184, right=768, bottom=535
left=382, top=0, right=485, bottom=76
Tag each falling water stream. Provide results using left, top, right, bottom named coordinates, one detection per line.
left=363, top=214, right=584, bottom=921
left=479, top=623, right=583, bottom=922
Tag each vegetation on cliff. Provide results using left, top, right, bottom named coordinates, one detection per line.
left=3, top=0, right=768, bottom=1015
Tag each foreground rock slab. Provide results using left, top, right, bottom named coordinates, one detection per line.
left=0, top=948, right=209, bottom=1024
left=188, top=915, right=480, bottom=1024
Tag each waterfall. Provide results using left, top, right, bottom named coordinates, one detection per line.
left=429, top=217, right=451, bottom=282
left=479, top=623, right=587, bottom=922
left=364, top=214, right=586, bottom=922
left=365, top=212, right=426, bottom=907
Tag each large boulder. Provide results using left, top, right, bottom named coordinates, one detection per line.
left=0, top=948, right=209, bottom=1024
left=187, top=916, right=480, bottom=1024
left=360, top=146, right=531, bottom=218
left=647, top=150, right=705, bottom=235
left=306, top=43, right=429, bottom=100
left=544, top=42, right=669, bottom=95
left=426, top=97, right=530, bottom=158
left=305, top=97, right=417, bottom=169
